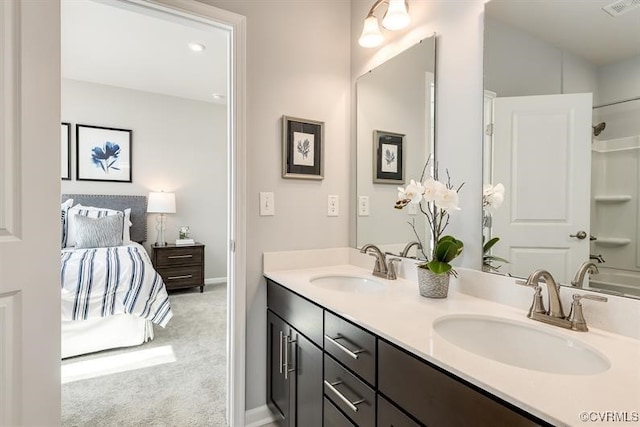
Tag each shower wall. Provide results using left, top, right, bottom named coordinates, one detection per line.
left=591, top=99, right=640, bottom=295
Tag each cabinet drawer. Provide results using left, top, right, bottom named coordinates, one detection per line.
left=324, top=355, right=375, bottom=427
left=378, top=340, right=542, bottom=427
left=377, top=395, right=421, bottom=427
left=323, top=397, right=355, bottom=427
left=324, top=311, right=376, bottom=386
left=154, top=246, right=203, bottom=267
left=267, top=280, right=323, bottom=346
left=157, top=265, right=203, bottom=289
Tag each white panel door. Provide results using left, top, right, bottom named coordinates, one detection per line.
left=491, top=93, right=592, bottom=284
left=0, top=1, right=61, bottom=425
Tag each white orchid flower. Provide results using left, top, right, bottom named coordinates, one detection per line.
left=398, top=180, right=425, bottom=204
left=422, top=178, right=445, bottom=202
left=483, top=183, right=505, bottom=210
left=435, top=187, right=461, bottom=212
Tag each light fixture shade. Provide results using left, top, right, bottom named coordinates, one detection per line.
left=147, top=192, right=176, bottom=214
left=382, top=0, right=410, bottom=31
left=358, top=15, right=384, bottom=48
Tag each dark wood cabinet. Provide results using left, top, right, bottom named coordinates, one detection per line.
left=266, top=279, right=550, bottom=427
left=151, top=243, right=205, bottom=292
left=267, top=281, right=323, bottom=427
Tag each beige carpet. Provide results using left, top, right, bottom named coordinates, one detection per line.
left=62, top=284, right=227, bottom=427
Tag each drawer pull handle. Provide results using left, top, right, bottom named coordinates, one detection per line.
left=167, top=274, right=193, bottom=280
left=324, top=334, right=364, bottom=359
left=323, top=380, right=365, bottom=413
left=278, top=330, right=284, bottom=375
left=168, top=254, right=193, bottom=259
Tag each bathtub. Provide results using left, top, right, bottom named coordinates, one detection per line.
left=588, top=268, right=640, bottom=298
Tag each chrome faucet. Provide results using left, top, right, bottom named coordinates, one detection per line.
left=571, top=262, right=599, bottom=288
left=518, top=269, right=607, bottom=331
left=360, top=244, right=399, bottom=279
left=399, top=241, right=422, bottom=258
left=590, top=254, right=605, bottom=263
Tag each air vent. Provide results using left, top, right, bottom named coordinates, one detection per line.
left=602, top=0, right=640, bottom=17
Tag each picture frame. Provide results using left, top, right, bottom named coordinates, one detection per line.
left=61, top=122, right=71, bottom=180
left=373, top=130, right=405, bottom=184
left=282, top=115, right=324, bottom=180
left=76, top=124, right=132, bottom=183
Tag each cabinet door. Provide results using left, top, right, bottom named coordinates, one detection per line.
left=291, top=328, right=323, bottom=427
left=267, top=311, right=291, bottom=425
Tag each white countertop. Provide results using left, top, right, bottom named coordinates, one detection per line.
left=264, top=263, right=640, bottom=427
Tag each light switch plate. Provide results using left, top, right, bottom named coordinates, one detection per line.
left=358, top=196, right=369, bottom=216
left=328, top=195, right=339, bottom=216
left=260, top=192, right=275, bottom=216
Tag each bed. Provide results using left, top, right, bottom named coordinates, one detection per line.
left=60, top=194, right=173, bottom=358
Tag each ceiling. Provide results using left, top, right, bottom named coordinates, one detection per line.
left=61, top=0, right=228, bottom=104
left=487, top=0, right=640, bottom=66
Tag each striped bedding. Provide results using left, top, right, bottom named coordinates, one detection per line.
left=61, top=242, right=173, bottom=327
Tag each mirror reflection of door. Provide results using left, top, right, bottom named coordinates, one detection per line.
left=487, top=93, right=592, bottom=283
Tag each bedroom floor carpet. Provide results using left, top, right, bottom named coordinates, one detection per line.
left=62, top=284, right=228, bottom=427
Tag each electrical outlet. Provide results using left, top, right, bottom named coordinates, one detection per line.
left=358, top=196, right=369, bottom=216
left=259, top=192, right=275, bottom=216
left=328, top=195, right=339, bottom=216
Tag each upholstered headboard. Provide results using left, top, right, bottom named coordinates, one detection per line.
left=61, top=194, right=148, bottom=243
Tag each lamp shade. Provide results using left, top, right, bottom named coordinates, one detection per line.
left=147, top=192, right=176, bottom=214
left=358, top=14, right=384, bottom=48
left=382, top=0, right=410, bottom=31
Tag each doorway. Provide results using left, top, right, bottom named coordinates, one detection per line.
left=59, top=0, right=246, bottom=425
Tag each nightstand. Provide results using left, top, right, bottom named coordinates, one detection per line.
left=151, top=243, right=205, bottom=293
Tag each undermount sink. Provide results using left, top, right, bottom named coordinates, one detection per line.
left=433, top=314, right=610, bottom=375
left=309, top=275, right=385, bottom=292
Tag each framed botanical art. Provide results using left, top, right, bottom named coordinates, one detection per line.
left=76, top=124, right=132, bottom=183
left=61, top=122, right=71, bottom=180
left=282, top=115, right=324, bottom=180
left=373, top=130, right=405, bottom=184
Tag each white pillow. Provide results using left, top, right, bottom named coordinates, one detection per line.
left=61, top=199, right=74, bottom=248
left=65, top=204, right=132, bottom=247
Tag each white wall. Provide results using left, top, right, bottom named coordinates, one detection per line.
left=197, top=0, right=352, bottom=410
left=484, top=16, right=599, bottom=100
left=61, top=79, right=227, bottom=280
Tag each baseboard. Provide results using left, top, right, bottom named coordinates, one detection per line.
left=205, top=277, right=227, bottom=286
left=245, top=405, right=278, bottom=427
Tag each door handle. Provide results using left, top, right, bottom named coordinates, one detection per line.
left=570, top=231, right=587, bottom=240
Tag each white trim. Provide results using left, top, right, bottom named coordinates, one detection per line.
left=118, top=1, right=247, bottom=426
left=0, top=293, right=16, bottom=426
left=0, top=0, right=21, bottom=242
left=204, top=277, right=227, bottom=286
left=244, top=405, right=278, bottom=427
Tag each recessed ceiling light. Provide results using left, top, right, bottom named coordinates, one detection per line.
left=212, top=93, right=225, bottom=100
left=188, top=42, right=206, bottom=52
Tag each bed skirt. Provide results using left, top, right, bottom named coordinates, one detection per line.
left=61, top=315, right=153, bottom=359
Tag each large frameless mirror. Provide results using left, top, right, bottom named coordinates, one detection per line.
left=355, top=36, right=437, bottom=258
left=483, top=0, right=640, bottom=298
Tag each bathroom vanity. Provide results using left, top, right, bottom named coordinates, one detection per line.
left=264, top=250, right=640, bottom=427
left=266, top=278, right=545, bottom=426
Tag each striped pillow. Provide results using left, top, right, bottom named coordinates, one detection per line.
left=61, top=199, right=74, bottom=248
left=74, top=214, right=124, bottom=249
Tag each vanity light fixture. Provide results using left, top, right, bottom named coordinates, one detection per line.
left=358, top=0, right=410, bottom=48
left=188, top=42, right=206, bottom=52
